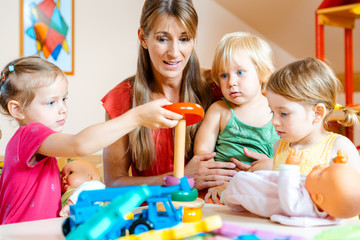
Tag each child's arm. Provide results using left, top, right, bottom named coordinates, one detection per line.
left=331, top=136, right=360, bottom=172
left=193, top=102, right=222, bottom=156
left=37, top=99, right=182, bottom=158
left=188, top=101, right=237, bottom=190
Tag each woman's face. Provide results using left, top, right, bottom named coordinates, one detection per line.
left=139, top=14, right=195, bottom=83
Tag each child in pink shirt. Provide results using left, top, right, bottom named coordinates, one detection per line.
left=0, top=56, right=182, bottom=224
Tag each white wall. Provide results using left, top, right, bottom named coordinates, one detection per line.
left=0, top=0, right=298, bottom=155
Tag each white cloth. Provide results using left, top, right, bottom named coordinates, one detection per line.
left=68, top=180, right=105, bottom=205
left=221, top=165, right=343, bottom=227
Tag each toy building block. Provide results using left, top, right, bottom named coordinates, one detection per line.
left=163, top=103, right=204, bottom=179
left=64, top=179, right=194, bottom=239
left=65, top=186, right=151, bottom=240
left=314, top=224, right=360, bottom=240
left=182, top=207, right=203, bottom=223
left=117, top=215, right=222, bottom=240
left=171, top=198, right=205, bottom=209
left=163, top=103, right=205, bottom=206
left=212, top=222, right=305, bottom=240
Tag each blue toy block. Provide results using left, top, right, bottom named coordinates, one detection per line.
left=65, top=185, right=151, bottom=240
left=63, top=177, right=192, bottom=239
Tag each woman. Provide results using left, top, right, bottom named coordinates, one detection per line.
left=102, top=0, right=236, bottom=190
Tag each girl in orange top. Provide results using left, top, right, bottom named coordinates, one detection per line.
left=268, top=58, right=360, bottom=174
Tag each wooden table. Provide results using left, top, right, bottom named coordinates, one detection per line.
left=0, top=204, right=358, bottom=240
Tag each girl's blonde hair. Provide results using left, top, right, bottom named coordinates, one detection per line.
left=0, top=56, right=65, bottom=116
left=212, top=32, right=275, bottom=91
left=267, top=57, right=358, bottom=127
left=129, top=0, right=211, bottom=170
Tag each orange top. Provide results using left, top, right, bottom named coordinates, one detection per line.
left=273, top=132, right=339, bottom=175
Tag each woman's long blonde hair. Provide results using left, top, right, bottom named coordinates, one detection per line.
left=129, top=0, right=211, bottom=170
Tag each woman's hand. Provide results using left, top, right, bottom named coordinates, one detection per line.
left=185, top=152, right=236, bottom=190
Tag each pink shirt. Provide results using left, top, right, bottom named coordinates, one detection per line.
left=0, top=123, right=61, bottom=224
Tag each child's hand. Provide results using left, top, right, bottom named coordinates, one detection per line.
left=59, top=204, right=70, bottom=217
left=230, top=158, right=251, bottom=172
left=242, top=147, right=273, bottom=172
left=204, top=182, right=228, bottom=204
left=285, top=148, right=304, bottom=165
left=249, top=158, right=273, bottom=171
left=230, top=157, right=273, bottom=172
left=59, top=200, right=74, bottom=217
left=333, top=149, right=348, bottom=164
left=136, top=99, right=183, bottom=129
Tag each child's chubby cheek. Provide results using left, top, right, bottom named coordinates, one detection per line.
left=61, top=180, right=70, bottom=193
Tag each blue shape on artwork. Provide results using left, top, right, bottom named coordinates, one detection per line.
left=51, top=44, right=62, bottom=60
left=26, top=26, right=36, bottom=39
left=50, top=7, right=68, bottom=36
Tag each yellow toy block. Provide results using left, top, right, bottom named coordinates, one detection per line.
left=117, top=215, right=222, bottom=240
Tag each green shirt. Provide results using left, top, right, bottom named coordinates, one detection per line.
left=61, top=188, right=75, bottom=207
left=214, top=98, right=280, bottom=165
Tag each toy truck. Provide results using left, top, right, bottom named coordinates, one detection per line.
left=63, top=177, right=192, bottom=240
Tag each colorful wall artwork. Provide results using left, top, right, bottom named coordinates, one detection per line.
left=20, top=0, right=74, bottom=74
